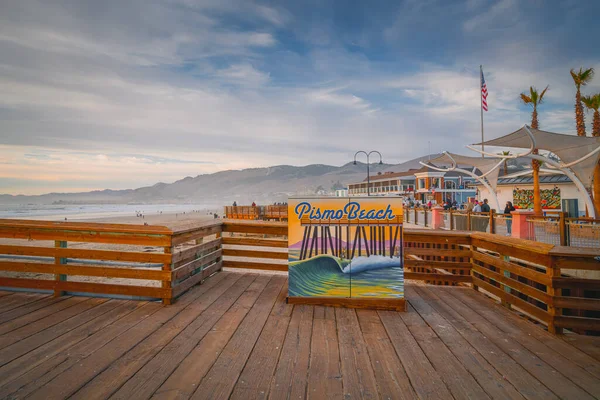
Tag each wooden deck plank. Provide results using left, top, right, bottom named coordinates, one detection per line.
left=24, top=273, right=235, bottom=400
left=448, top=287, right=600, bottom=397
left=306, top=306, right=343, bottom=400
left=0, top=276, right=598, bottom=400
left=151, top=274, right=271, bottom=400
left=416, top=287, right=558, bottom=400
left=0, top=298, right=112, bottom=361
left=76, top=272, right=250, bottom=400
left=399, top=302, right=491, bottom=399
left=0, top=296, right=87, bottom=336
left=189, top=275, right=286, bottom=400
left=561, top=334, right=600, bottom=363
left=356, top=309, right=417, bottom=400
left=268, top=304, right=314, bottom=400
left=336, top=307, right=380, bottom=400
left=0, top=296, right=102, bottom=347
left=458, top=287, right=600, bottom=379
left=230, top=281, right=293, bottom=400
left=378, top=309, right=453, bottom=399
left=0, top=300, right=150, bottom=398
left=0, top=292, right=50, bottom=314
left=432, top=287, right=595, bottom=400
left=408, top=287, right=525, bottom=400
left=0, top=295, right=68, bottom=326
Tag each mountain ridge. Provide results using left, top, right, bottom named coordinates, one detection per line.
left=0, top=156, right=441, bottom=205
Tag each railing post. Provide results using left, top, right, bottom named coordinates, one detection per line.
left=558, top=212, right=567, bottom=246
left=216, top=228, right=223, bottom=272
left=163, top=245, right=173, bottom=305
left=449, top=208, right=454, bottom=230
left=467, top=212, right=472, bottom=231
left=424, top=209, right=428, bottom=227
left=414, top=208, right=418, bottom=225
left=54, top=240, right=67, bottom=297
left=546, top=255, right=563, bottom=334
left=510, top=210, right=535, bottom=239
left=490, top=210, right=495, bottom=234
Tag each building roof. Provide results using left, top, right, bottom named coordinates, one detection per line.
left=490, top=174, right=572, bottom=185
left=359, top=167, right=428, bottom=183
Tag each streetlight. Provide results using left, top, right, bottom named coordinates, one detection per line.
left=353, top=151, right=383, bottom=196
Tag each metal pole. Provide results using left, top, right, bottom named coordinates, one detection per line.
left=367, top=154, right=370, bottom=196
left=480, top=65, right=484, bottom=158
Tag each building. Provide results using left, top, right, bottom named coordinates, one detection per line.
left=334, top=188, right=348, bottom=197
left=347, top=167, right=477, bottom=204
left=477, top=173, right=585, bottom=216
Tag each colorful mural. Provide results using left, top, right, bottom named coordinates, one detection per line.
left=513, top=187, right=561, bottom=209
left=288, top=197, right=404, bottom=299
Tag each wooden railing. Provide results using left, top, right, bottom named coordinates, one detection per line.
left=223, top=205, right=288, bottom=221
left=0, top=219, right=225, bottom=305
left=0, top=219, right=175, bottom=304
left=216, top=221, right=599, bottom=335
left=408, top=207, right=600, bottom=248
left=0, top=218, right=598, bottom=335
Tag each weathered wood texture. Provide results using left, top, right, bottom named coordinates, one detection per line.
left=0, top=219, right=224, bottom=304
left=0, top=272, right=597, bottom=400
left=1, top=219, right=598, bottom=335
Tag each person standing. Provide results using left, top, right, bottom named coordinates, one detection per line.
left=504, top=201, right=516, bottom=236
left=473, top=200, right=482, bottom=213
left=481, top=199, right=491, bottom=213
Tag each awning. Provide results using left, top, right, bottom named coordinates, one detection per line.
left=426, top=153, right=501, bottom=191
left=474, top=125, right=600, bottom=188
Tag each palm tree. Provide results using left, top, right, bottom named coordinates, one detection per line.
left=520, top=86, right=549, bottom=215
left=498, top=151, right=511, bottom=175
left=582, top=93, right=600, bottom=216
left=520, top=86, right=549, bottom=129
left=570, top=67, right=595, bottom=136
left=582, top=94, right=600, bottom=136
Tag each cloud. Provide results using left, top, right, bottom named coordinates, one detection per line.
left=214, top=63, right=270, bottom=87
left=0, top=1, right=599, bottom=195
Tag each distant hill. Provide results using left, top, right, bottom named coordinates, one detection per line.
left=0, top=161, right=391, bottom=205
left=0, top=154, right=534, bottom=206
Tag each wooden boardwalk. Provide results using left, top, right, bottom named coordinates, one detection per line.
left=0, top=271, right=598, bottom=400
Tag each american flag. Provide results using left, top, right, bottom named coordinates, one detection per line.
left=481, top=70, right=488, bottom=111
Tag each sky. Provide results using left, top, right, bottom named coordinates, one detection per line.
left=1, top=0, right=600, bottom=195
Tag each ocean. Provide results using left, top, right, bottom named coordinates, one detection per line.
left=0, top=203, right=216, bottom=221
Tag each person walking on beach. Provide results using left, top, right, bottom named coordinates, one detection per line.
left=232, top=201, right=237, bottom=207
left=504, top=201, right=516, bottom=236
left=251, top=201, right=256, bottom=207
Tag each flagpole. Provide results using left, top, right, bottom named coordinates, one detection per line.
left=480, top=65, right=484, bottom=158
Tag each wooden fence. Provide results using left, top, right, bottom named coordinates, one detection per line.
left=223, top=205, right=287, bottom=221
left=0, top=218, right=598, bottom=335
left=0, top=219, right=224, bottom=305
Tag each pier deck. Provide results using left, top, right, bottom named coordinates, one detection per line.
left=0, top=270, right=598, bottom=400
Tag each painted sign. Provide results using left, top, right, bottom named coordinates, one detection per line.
left=513, top=187, right=561, bottom=209
left=288, top=197, right=404, bottom=300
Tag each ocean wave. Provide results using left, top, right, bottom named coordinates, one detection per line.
left=341, top=255, right=402, bottom=274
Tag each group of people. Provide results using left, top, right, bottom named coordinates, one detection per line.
left=404, top=197, right=518, bottom=235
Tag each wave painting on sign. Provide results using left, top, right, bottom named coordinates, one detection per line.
left=287, top=197, right=404, bottom=299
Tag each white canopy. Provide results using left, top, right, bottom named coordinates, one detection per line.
left=475, top=126, right=600, bottom=188
left=427, top=152, right=502, bottom=191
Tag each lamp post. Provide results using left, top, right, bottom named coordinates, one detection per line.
left=353, top=151, right=383, bottom=196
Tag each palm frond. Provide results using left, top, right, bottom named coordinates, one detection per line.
left=580, top=68, right=595, bottom=85
left=519, top=92, right=532, bottom=105
left=538, top=85, right=549, bottom=103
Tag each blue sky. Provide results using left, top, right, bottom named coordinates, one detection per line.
left=1, top=0, right=599, bottom=195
